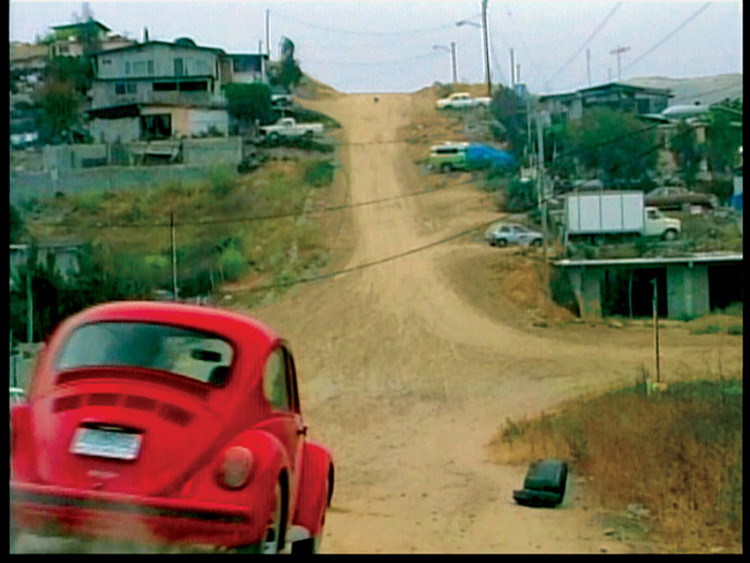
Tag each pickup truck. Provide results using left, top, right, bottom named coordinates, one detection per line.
left=435, top=92, right=492, bottom=110
left=258, top=117, right=324, bottom=144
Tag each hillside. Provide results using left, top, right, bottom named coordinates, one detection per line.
left=623, top=73, right=742, bottom=106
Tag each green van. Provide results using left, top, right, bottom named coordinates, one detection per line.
left=428, top=142, right=469, bottom=172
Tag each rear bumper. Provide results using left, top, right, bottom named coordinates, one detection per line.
left=10, top=482, right=258, bottom=548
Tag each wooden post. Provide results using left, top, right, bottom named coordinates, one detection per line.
left=652, top=278, right=660, bottom=383
left=171, top=212, right=178, bottom=301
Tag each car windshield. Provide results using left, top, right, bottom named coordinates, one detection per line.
left=55, top=322, right=234, bottom=386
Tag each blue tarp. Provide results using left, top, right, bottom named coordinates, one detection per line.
left=466, top=144, right=517, bottom=171
left=731, top=193, right=742, bottom=211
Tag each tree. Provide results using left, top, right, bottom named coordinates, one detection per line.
left=10, top=204, right=25, bottom=243
left=224, top=83, right=274, bottom=133
left=703, top=101, right=743, bottom=175
left=490, top=86, right=527, bottom=158
left=49, top=55, right=95, bottom=94
left=35, top=80, right=81, bottom=144
left=669, top=121, right=702, bottom=187
left=560, top=107, right=658, bottom=187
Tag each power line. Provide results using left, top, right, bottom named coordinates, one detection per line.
left=302, top=51, right=441, bottom=67
left=544, top=2, right=623, bottom=89
left=28, top=121, right=676, bottom=232
left=275, top=12, right=476, bottom=37
left=232, top=217, right=499, bottom=295
left=27, top=183, right=454, bottom=230
left=623, top=2, right=713, bottom=72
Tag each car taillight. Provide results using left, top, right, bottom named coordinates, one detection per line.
left=217, top=446, right=254, bottom=489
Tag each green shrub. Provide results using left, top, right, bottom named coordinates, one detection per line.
left=218, top=247, right=247, bottom=281
left=207, top=166, right=236, bottom=198
left=304, top=159, right=336, bottom=187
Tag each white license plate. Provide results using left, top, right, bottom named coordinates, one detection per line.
left=70, top=427, right=143, bottom=460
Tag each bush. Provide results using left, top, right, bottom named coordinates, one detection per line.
left=304, top=159, right=336, bottom=187
left=207, top=166, right=236, bottom=198
left=218, top=247, right=247, bottom=282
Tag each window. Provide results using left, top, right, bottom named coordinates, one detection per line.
left=127, top=83, right=137, bottom=94
left=153, top=82, right=178, bottom=91
left=178, top=81, right=208, bottom=92
left=115, top=82, right=126, bottom=95
left=125, top=61, right=131, bottom=75
left=101, top=58, right=112, bottom=65
left=55, top=322, right=234, bottom=386
left=140, top=114, right=172, bottom=140
left=174, top=57, right=184, bottom=76
left=147, top=60, right=154, bottom=74
left=263, top=348, right=290, bottom=412
left=133, top=61, right=146, bottom=74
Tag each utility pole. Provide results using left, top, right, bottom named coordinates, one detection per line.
left=25, top=247, right=33, bottom=343
left=586, top=48, right=591, bottom=86
left=170, top=212, right=178, bottom=301
left=536, top=113, right=549, bottom=300
left=481, top=0, right=491, bottom=97
left=526, top=95, right=532, bottom=167
left=509, top=47, right=515, bottom=89
left=450, top=42, right=457, bottom=84
left=652, top=279, right=661, bottom=383
left=265, top=9, right=270, bottom=58
left=610, top=45, right=630, bottom=81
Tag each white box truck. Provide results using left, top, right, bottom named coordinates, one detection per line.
left=564, top=191, right=681, bottom=243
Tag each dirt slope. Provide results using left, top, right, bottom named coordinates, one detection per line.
left=249, top=93, right=742, bottom=553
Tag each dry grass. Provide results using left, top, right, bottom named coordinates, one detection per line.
left=487, top=378, right=743, bottom=553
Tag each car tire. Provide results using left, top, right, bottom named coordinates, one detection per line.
left=663, top=229, right=678, bottom=241
left=441, top=163, right=453, bottom=173
left=532, top=239, right=542, bottom=247
left=268, top=133, right=280, bottom=146
left=497, top=239, right=508, bottom=247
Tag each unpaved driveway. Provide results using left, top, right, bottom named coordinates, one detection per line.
left=250, top=93, right=742, bottom=553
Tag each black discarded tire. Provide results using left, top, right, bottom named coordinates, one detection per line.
left=497, top=239, right=508, bottom=247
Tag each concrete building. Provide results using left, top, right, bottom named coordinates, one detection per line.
left=556, top=253, right=743, bottom=320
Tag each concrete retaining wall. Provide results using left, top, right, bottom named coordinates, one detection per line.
left=10, top=164, right=231, bottom=205
left=11, top=137, right=242, bottom=205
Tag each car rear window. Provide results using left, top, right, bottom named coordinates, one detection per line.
left=55, top=322, right=234, bottom=386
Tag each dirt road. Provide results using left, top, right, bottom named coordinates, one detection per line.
left=248, top=93, right=742, bottom=554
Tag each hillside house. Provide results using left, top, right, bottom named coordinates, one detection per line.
left=47, top=20, right=134, bottom=57
left=87, top=39, right=233, bottom=142
left=539, top=82, right=672, bottom=122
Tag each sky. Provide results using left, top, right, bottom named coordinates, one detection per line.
left=8, top=0, right=743, bottom=95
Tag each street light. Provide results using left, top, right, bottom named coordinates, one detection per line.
left=456, top=6, right=491, bottom=97
left=432, top=43, right=457, bottom=84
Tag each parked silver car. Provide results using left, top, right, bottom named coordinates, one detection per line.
left=486, top=222, right=544, bottom=247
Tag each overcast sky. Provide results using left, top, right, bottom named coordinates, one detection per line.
left=8, top=0, right=743, bottom=94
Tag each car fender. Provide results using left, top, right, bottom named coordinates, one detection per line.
left=179, top=428, right=291, bottom=530
left=10, top=403, right=38, bottom=483
left=218, top=428, right=292, bottom=499
left=291, top=440, right=334, bottom=537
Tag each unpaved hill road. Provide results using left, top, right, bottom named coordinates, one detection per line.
left=249, top=93, right=742, bottom=554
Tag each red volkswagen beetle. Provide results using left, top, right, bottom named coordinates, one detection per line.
left=10, top=301, right=334, bottom=553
